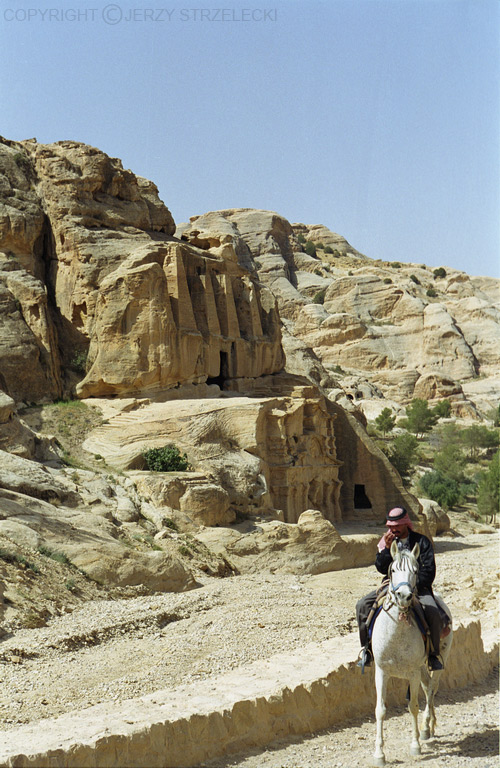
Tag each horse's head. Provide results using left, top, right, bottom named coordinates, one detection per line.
left=388, top=541, right=420, bottom=610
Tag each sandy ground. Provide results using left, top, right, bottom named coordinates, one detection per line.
left=201, top=678, right=499, bottom=768
left=0, top=513, right=498, bottom=766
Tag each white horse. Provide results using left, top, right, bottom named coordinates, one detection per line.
left=370, top=540, right=453, bottom=766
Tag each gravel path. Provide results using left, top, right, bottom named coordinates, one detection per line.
left=0, top=530, right=498, bottom=742
left=201, top=676, right=499, bottom=768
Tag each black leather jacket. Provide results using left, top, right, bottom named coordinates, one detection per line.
left=375, top=529, right=436, bottom=595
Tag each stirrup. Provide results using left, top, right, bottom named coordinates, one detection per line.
left=428, top=654, right=444, bottom=671
left=357, top=647, right=372, bottom=673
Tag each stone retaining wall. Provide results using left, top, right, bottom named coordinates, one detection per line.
left=0, top=620, right=497, bottom=768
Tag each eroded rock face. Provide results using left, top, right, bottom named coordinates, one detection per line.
left=0, top=140, right=284, bottom=402
left=178, top=211, right=500, bottom=413
left=195, top=509, right=380, bottom=575
left=0, top=450, right=196, bottom=592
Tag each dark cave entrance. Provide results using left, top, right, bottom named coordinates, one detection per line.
left=207, top=351, right=229, bottom=389
left=354, top=484, right=372, bottom=509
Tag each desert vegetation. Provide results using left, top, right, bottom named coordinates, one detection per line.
left=371, top=399, right=499, bottom=520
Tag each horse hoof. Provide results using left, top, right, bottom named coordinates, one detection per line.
left=421, top=729, right=430, bottom=741
left=410, top=744, right=421, bottom=756
left=372, top=758, right=386, bottom=767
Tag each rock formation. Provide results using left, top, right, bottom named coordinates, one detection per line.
left=177, top=209, right=500, bottom=417
left=3, top=135, right=498, bottom=604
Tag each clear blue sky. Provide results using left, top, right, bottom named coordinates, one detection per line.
left=1, top=0, right=498, bottom=277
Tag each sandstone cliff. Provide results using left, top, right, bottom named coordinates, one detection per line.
left=3, top=136, right=498, bottom=610
left=177, top=208, right=499, bottom=418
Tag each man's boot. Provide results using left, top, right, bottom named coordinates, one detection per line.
left=428, top=653, right=443, bottom=671
left=357, top=646, right=372, bottom=673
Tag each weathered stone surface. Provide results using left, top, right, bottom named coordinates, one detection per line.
left=196, top=509, right=380, bottom=574
left=0, top=451, right=196, bottom=593
left=177, top=208, right=500, bottom=414
left=419, top=498, right=451, bottom=537
left=0, top=391, right=14, bottom=423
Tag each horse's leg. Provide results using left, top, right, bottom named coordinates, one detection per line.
left=408, top=672, right=422, bottom=756
left=421, top=669, right=442, bottom=738
left=373, top=665, right=388, bottom=767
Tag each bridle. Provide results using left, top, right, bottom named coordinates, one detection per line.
left=384, top=552, right=418, bottom=616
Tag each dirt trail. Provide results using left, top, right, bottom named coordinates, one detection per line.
left=201, top=676, right=499, bottom=768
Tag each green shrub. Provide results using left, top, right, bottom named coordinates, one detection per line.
left=0, top=549, right=39, bottom=573
left=304, top=241, right=317, bottom=257
left=432, top=399, right=452, bottom=419
left=143, top=444, right=190, bottom=472
left=324, top=245, right=334, bottom=254
left=315, top=242, right=325, bottom=250
left=461, top=424, right=500, bottom=460
left=433, top=267, right=447, bottom=279
left=297, top=233, right=306, bottom=244
left=476, top=450, right=499, bottom=521
left=490, top=404, right=500, bottom=427
left=390, top=262, right=401, bottom=269
left=70, top=350, right=88, bottom=373
left=426, top=287, right=438, bottom=298
left=312, top=288, right=327, bottom=304
left=418, top=470, right=462, bottom=510
left=383, top=277, right=393, bottom=284
left=13, top=152, right=32, bottom=172
left=385, top=432, right=420, bottom=478
left=38, top=546, right=72, bottom=566
left=410, top=274, right=420, bottom=285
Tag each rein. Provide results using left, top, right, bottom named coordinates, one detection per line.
left=384, top=557, right=418, bottom=617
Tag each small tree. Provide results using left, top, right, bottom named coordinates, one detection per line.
left=418, top=470, right=462, bottom=510
left=426, top=287, right=438, bottom=298
left=461, top=425, right=500, bottom=460
left=433, top=443, right=466, bottom=483
left=432, top=399, right=452, bottom=419
left=375, top=407, right=397, bottom=435
left=385, top=432, right=420, bottom=478
left=477, top=450, right=500, bottom=522
left=401, top=399, right=438, bottom=439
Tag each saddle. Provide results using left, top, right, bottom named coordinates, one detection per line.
left=366, top=582, right=451, bottom=649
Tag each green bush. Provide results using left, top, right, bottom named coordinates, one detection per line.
left=304, top=241, right=317, bottom=257
left=324, top=245, right=334, bottom=254
left=461, top=424, right=500, bottom=460
left=426, top=287, right=438, bottom=298
left=410, top=274, right=421, bottom=285
left=70, top=350, right=88, bottom=373
left=383, top=277, right=393, bottom=284
left=297, top=233, right=306, bottom=244
left=390, top=262, right=401, bottom=269
left=384, top=432, right=420, bottom=478
left=0, top=549, right=39, bottom=573
left=38, top=546, right=73, bottom=566
left=432, top=399, right=452, bottom=419
left=476, top=450, right=499, bottom=520
left=312, top=288, right=327, bottom=304
left=433, top=267, right=447, bottom=279
left=418, top=470, right=462, bottom=510
left=143, top=444, right=190, bottom=472
left=315, top=242, right=325, bottom=250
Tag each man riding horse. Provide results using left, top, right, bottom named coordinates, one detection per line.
left=356, top=506, right=444, bottom=671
